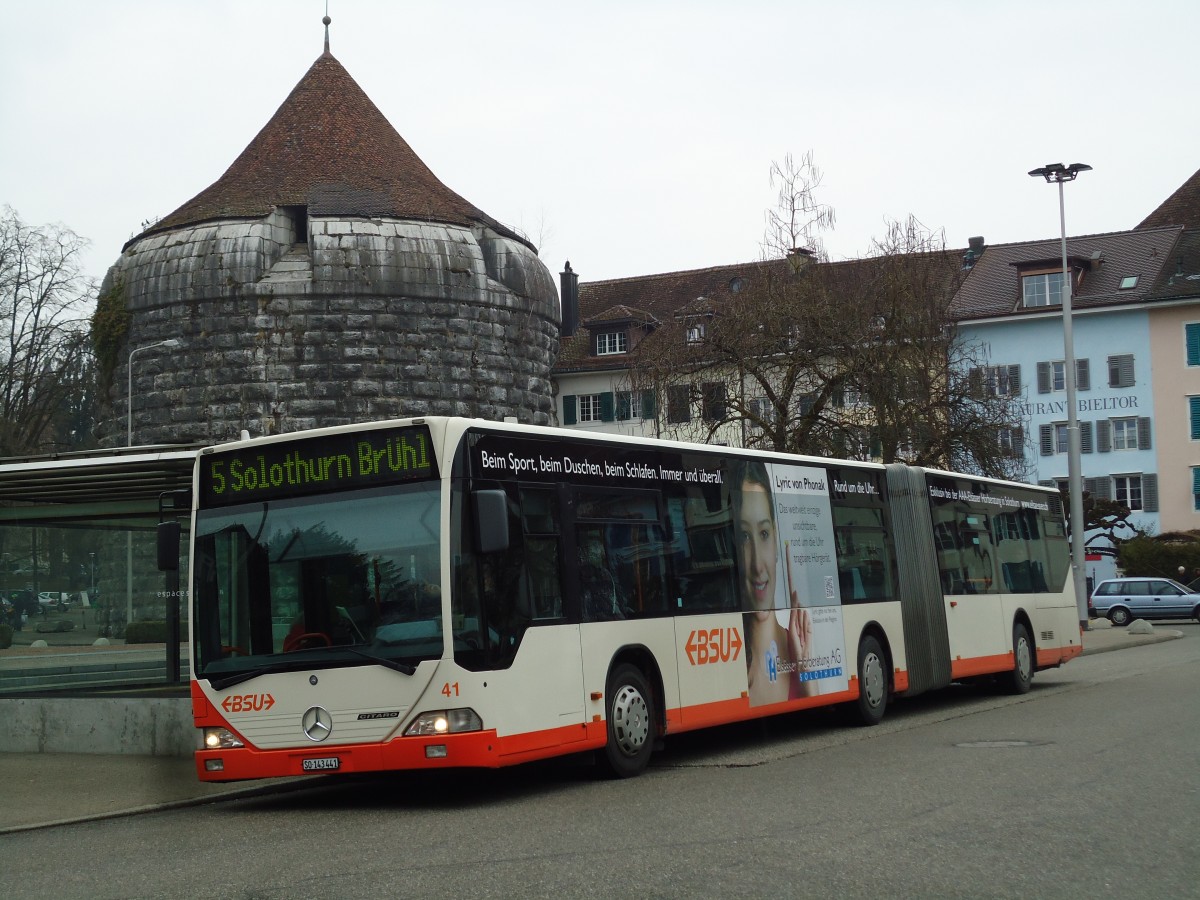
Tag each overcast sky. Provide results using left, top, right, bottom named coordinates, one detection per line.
left=3, top=0, right=1198, bottom=294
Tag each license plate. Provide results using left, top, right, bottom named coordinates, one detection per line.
left=302, top=757, right=340, bottom=771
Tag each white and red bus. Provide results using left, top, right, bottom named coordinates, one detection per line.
left=183, top=417, right=1081, bottom=781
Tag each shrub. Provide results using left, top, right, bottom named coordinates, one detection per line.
left=125, top=621, right=167, bottom=644
left=0, top=623, right=12, bottom=649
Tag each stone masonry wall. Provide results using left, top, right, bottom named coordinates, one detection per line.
left=100, top=214, right=560, bottom=446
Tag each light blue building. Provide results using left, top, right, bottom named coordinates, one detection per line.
left=953, top=226, right=1184, bottom=585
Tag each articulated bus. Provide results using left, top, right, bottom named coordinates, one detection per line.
left=182, top=416, right=1082, bottom=781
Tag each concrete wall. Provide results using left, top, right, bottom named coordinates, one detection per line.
left=0, top=697, right=196, bottom=757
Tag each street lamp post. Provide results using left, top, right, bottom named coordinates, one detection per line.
left=1028, top=162, right=1092, bottom=631
left=127, top=339, right=181, bottom=447
left=124, top=338, right=181, bottom=634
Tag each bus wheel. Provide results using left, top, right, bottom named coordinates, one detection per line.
left=601, top=664, right=654, bottom=778
left=854, top=635, right=888, bottom=726
left=1004, top=623, right=1034, bottom=694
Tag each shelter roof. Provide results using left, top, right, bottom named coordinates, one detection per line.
left=0, top=446, right=199, bottom=524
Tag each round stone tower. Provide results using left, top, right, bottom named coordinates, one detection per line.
left=98, top=31, right=558, bottom=447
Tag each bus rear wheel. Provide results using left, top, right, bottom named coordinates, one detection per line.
left=1003, top=623, right=1034, bottom=694
left=854, top=635, right=888, bottom=726
left=601, top=664, right=654, bottom=778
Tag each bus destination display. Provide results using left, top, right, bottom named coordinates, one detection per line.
left=200, top=425, right=436, bottom=507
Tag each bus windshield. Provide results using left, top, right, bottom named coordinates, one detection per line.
left=192, top=482, right=443, bottom=683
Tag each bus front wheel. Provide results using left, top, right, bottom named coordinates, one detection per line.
left=854, top=635, right=888, bottom=726
left=601, top=664, right=654, bottom=778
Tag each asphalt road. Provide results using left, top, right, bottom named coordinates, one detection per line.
left=2, top=628, right=1197, bottom=899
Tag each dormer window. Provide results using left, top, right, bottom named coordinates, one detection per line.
left=1022, top=271, right=1065, bottom=308
left=596, top=332, right=628, bottom=355
left=686, top=321, right=707, bottom=343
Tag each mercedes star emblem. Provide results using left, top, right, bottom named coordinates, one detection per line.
left=302, top=706, right=333, bottom=742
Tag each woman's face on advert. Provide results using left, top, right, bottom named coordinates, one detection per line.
left=738, top=480, right=777, bottom=612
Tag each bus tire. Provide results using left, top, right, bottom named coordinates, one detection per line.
left=1004, top=622, right=1034, bottom=694
left=601, top=664, right=654, bottom=778
left=854, top=634, right=888, bottom=726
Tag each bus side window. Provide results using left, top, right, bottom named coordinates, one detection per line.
left=519, top=487, right=563, bottom=619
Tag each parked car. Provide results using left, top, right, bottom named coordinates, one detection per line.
left=1089, top=577, right=1200, bottom=626
left=37, top=591, right=71, bottom=613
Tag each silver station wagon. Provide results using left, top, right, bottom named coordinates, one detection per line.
left=1089, top=577, right=1200, bottom=626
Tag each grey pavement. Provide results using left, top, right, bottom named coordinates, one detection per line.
left=0, top=618, right=1185, bottom=834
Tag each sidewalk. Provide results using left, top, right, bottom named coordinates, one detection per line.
left=0, top=619, right=1184, bottom=834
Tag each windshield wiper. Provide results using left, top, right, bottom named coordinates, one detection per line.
left=209, top=660, right=308, bottom=691
left=343, top=646, right=416, bottom=676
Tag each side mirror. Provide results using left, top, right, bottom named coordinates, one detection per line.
left=472, top=489, right=510, bottom=554
left=157, top=521, right=182, bottom=571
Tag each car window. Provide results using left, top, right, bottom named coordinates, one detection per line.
left=1094, top=582, right=1119, bottom=596
left=1126, top=582, right=1150, bottom=596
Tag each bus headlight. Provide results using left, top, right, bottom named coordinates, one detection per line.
left=203, top=727, right=245, bottom=749
left=404, top=708, right=483, bottom=736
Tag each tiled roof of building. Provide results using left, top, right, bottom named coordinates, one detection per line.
left=950, top=227, right=1183, bottom=321
left=555, top=251, right=963, bottom=373
left=1138, top=168, right=1200, bottom=229
left=133, top=51, right=529, bottom=249
left=555, top=260, right=779, bottom=373
left=1146, top=229, right=1200, bottom=301
left=585, top=304, right=659, bottom=325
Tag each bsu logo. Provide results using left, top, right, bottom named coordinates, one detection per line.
left=685, top=627, right=743, bottom=666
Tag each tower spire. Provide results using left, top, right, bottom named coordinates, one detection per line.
left=323, top=3, right=331, bottom=56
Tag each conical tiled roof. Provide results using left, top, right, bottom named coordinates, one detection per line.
left=1138, top=167, right=1200, bottom=230
left=134, top=51, right=529, bottom=248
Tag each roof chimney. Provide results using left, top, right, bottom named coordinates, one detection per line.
left=963, top=235, right=986, bottom=269
left=560, top=262, right=580, bottom=337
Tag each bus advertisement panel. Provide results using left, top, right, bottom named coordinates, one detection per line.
left=728, top=459, right=848, bottom=705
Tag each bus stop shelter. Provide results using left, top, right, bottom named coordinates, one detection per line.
left=0, top=445, right=200, bottom=697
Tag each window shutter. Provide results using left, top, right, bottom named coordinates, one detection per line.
left=1137, top=417, right=1151, bottom=450
left=1039, top=424, right=1054, bottom=456
left=1037, top=361, right=1051, bottom=394
left=1142, top=474, right=1159, bottom=512
left=1012, top=425, right=1024, bottom=456
left=641, top=390, right=655, bottom=418
left=832, top=386, right=845, bottom=408
left=1097, top=419, right=1112, bottom=453
left=1080, top=420, right=1093, bottom=453
left=1187, top=323, right=1200, bottom=366
left=1083, top=477, right=1098, bottom=496
left=968, top=367, right=981, bottom=396
left=1191, top=397, right=1200, bottom=440
left=562, top=394, right=577, bottom=426
left=1109, top=354, right=1134, bottom=388
left=1076, top=358, right=1090, bottom=391
left=1008, top=364, right=1021, bottom=395
left=1192, top=468, right=1200, bottom=510
left=599, top=392, right=615, bottom=422
left=1091, top=478, right=1113, bottom=502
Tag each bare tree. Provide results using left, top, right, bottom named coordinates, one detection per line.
left=628, top=158, right=1028, bottom=479
left=0, top=206, right=96, bottom=456
left=845, top=215, right=1029, bottom=478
